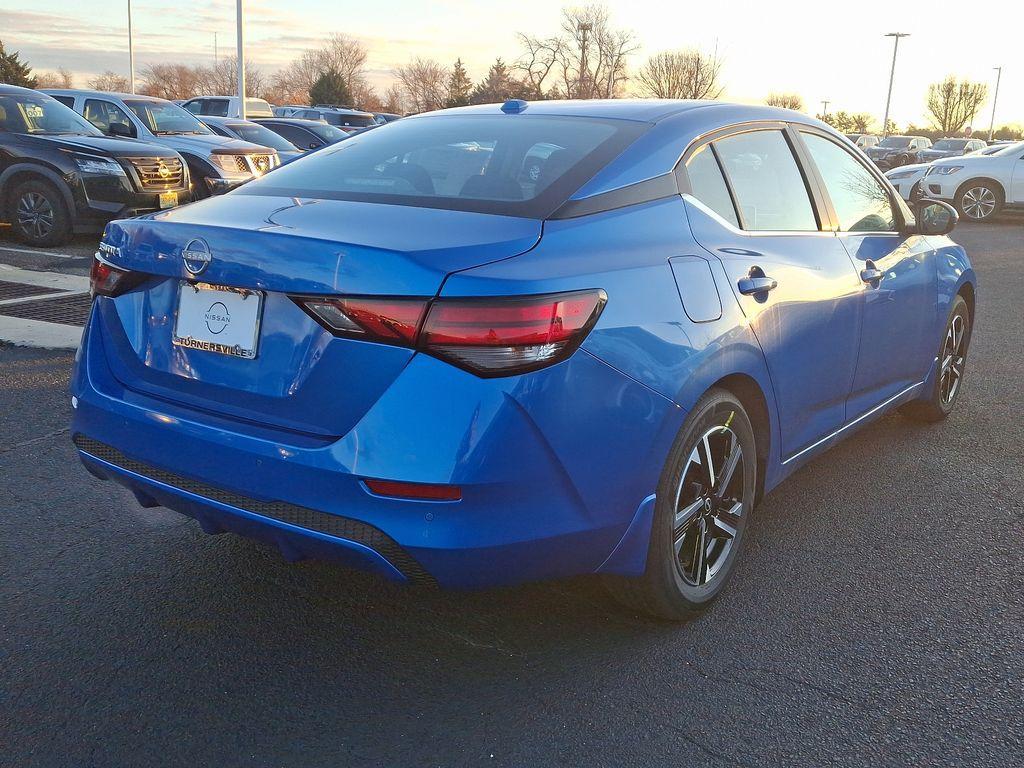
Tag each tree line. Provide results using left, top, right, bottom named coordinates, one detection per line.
left=2, top=8, right=1020, bottom=141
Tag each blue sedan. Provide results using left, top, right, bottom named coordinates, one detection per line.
left=72, top=99, right=975, bottom=619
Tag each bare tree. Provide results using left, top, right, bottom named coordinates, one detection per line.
left=635, top=49, right=724, bottom=100
left=926, top=76, right=988, bottom=134
left=394, top=57, right=449, bottom=113
left=88, top=70, right=130, bottom=92
left=516, top=5, right=638, bottom=99
left=382, top=83, right=406, bottom=114
left=36, top=66, right=75, bottom=89
left=198, top=57, right=266, bottom=99
left=272, top=35, right=369, bottom=107
left=766, top=92, right=803, bottom=111
left=139, top=63, right=203, bottom=100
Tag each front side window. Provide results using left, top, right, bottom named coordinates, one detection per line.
left=801, top=132, right=896, bottom=232
left=205, top=99, right=229, bottom=117
left=238, top=114, right=645, bottom=218
left=684, top=144, right=739, bottom=227
left=0, top=93, right=100, bottom=136
left=123, top=99, right=212, bottom=136
left=84, top=99, right=134, bottom=136
left=712, top=129, right=818, bottom=231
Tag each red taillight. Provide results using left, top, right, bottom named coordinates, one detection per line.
left=90, top=257, right=139, bottom=298
left=364, top=479, right=462, bottom=501
left=293, top=289, right=606, bottom=376
left=296, top=297, right=428, bottom=344
left=420, top=290, right=606, bottom=375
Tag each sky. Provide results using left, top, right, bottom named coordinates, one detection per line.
left=0, top=0, right=1017, bottom=129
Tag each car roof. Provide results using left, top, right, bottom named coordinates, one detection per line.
left=42, top=88, right=172, bottom=102
left=0, top=83, right=41, bottom=96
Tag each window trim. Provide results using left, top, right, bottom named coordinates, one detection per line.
left=676, top=121, right=831, bottom=234
left=792, top=126, right=912, bottom=235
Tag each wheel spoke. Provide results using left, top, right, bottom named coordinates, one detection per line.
left=698, top=433, right=716, bottom=488
left=690, top=520, right=707, bottom=585
left=715, top=440, right=741, bottom=496
left=673, top=498, right=704, bottom=550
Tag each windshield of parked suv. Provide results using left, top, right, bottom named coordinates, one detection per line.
left=932, top=139, right=969, bottom=150
left=123, top=98, right=212, bottom=135
left=305, top=122, right=348, bottom=142
left=879, top=136, right=913, bottom=148
left=224, top=121, right=297, bottom=152
left=239, top=114, right=646, bottom=217
left=990, top=140, right=1024, bottom=156
left=0, top=93, right=102, bottom=136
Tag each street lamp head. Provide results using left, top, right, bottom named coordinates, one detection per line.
left=884, top=32, right=911, bottom=38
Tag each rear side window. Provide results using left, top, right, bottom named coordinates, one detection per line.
left=713, top=130, right=818, bottom=231
left=684, top=145, right=739, bottom=227
left=51, top=95, right=75, bottom=108
left=801, top=132, right=896, bottom=232
left=205, top=99, right=229, bottom=117
left=266, top=123, right=319, bottom=148
left=239, top=114, right=646, bottom=218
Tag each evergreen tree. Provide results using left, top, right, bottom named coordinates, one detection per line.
left=0, top=40, right=37, bottom=88
left=309, top=69, right=352, bottom=107
left=445, top=58, right=472, bottom=108
left=469, top=58, right=527, bottom=105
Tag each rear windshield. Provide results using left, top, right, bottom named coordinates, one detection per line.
left=322, top=112, right=377, bottom=128
left=225, top=121, right=296, bottom=152
left=239, top=114, right=645, bottom=217
left=932, top=139, right=969, bottom=150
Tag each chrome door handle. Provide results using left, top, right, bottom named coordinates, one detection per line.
left=738, top=276, right=778, bottom=295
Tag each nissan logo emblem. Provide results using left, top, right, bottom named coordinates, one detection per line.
left=181, top=238, right=212, bottom=276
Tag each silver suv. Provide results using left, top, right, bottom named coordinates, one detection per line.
left=44, top=90, right=280, bottom=197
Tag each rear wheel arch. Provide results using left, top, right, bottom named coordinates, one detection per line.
left=708, top=372, right=770, bottom=504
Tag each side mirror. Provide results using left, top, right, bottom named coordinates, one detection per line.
left=108, top=122, right=134, bottom=138
left=914, top=200, right=958, bottom=236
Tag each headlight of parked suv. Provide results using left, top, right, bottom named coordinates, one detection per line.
left=74, top=155, right=126, bottom=176
left=925, top=165, right=963, bottom=177
left=209, top=153, right=252, bottom=178
left=886, top=169, right=918, bottom=180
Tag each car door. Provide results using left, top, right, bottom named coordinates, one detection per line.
left=681, top=125, right=864, bottom=460
left=797, top=128, right=938, bottom=418
left=1010, top=147, right=1024, bottom=204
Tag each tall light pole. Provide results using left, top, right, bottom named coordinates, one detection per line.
left=236, top=0, right=246, bottom=119
left=578, top=21, right=592, bottom=99
left=127, top=0, right=135, bottom=93
left=881, top=32, right=910, bottom=137
left=988, top=66, right=1002, bottom=141
left=821, top=99, right=830, bottom=118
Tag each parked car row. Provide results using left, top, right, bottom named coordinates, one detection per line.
left=885, top=139, right=1024, bottom=221
left=0, top=84, right=372, bottom=245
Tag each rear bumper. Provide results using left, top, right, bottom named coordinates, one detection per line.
left=70, top=300, right=683, bottom=589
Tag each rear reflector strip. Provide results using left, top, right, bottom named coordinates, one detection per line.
left=364, top=479, right=462, bottom=501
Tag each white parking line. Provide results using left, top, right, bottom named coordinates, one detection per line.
left=0, top=245, right=83, bottom=260
left=0, top=316, right=83, bottom=349
left=0, top=264, right=90, bottom=291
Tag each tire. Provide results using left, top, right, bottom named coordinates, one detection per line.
left=9, top=178, right=72, bottom=247
left=604, top=388, right=758, bottom=620
left=956, top=181, right=1003, bottom=222
left=901, top=295, right=971, bottom=423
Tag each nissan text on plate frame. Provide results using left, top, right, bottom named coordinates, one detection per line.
left=72, top=99, right=976, bottom=620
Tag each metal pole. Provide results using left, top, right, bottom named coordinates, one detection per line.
left=881, top=32, right=909, bottom=138
left=988, top=66, right=1002, bottom=141
left=214, top=32, right=218, bottom=66
left=578, top=22, right=591, bottom=99
left=821, top=99, right=830, bottom=118
left=127, top=0, right=135, bottom=93
left=236, top=0, right=246, bottom=118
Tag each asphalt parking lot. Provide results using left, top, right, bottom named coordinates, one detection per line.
left=1, top=220, right=1022, bottom=767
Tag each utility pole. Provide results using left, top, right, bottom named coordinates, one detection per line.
left=821, top=99, right=830, bottom=118
left=236, top=0, right=246, bottom=118
left=988, top=66, right=1002, bottom=141
left=214, top=32, right=218, bottom=66
left=127, top=0, right=135, bottom=93
left=578, top=21, right=592, bottom=99
left=881, top=32, right=910, bottom=137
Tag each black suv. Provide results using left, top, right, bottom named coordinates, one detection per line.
left=0, top=84, right=191, bottom=246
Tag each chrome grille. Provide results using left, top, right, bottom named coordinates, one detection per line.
left=234, top=155, right=250, bottom=173
left=127, top=157, right=184, bottom=190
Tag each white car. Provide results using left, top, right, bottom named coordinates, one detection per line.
left=181, top=96, right=274, bottom=119
left=885, top=163, right=929, bottom=202
left=921, top=140, right=1024, bottom=221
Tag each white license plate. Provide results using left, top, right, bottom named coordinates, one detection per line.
left=159, top=191, right=178, bottom=209
left=172, top=282, right=263, bottom=359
